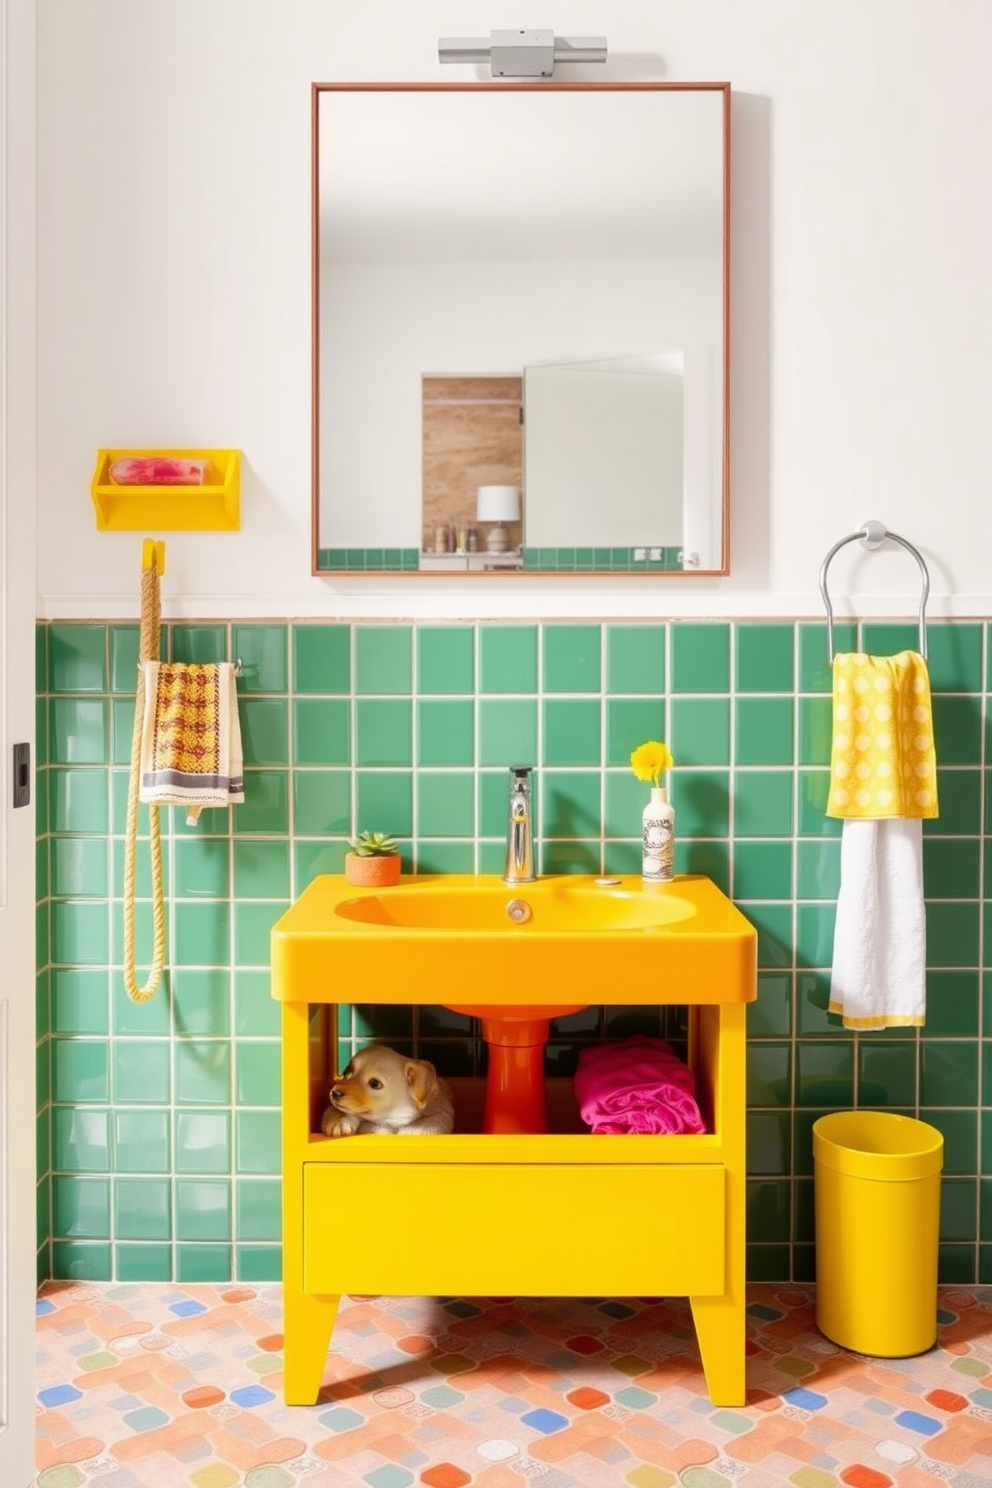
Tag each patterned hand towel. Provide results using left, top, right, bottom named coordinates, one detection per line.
left=826, top=650, right=937, bottom=1028
left=826, top=650, right=937, bottom=820
left=139, top=662, right=244, bottom=825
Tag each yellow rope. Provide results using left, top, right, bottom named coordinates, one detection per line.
left=122, top=562, right=166, bottom=1002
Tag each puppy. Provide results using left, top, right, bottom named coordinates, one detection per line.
left=321, top=1044, right=454, bottom=1138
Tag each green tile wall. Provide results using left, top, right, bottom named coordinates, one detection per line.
left=314, top=547, right=684, bottom=573
left=36, top=625, right=52, bottom=1285
left=36, top=619, right=992, bottom=1286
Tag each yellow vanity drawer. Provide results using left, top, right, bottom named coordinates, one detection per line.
left=303, top=1160, right=726, bottom=1298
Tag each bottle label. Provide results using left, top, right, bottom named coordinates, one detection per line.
left=642, top=814, right=675, bottom=880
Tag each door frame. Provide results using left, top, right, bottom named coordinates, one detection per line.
left=0, top=2, right=38, bottom=1485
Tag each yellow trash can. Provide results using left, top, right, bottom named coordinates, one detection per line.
left=813, top=1110, right=943, bottom=1357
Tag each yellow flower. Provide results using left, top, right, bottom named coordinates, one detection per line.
left=630, top=740, right=674, bottom=787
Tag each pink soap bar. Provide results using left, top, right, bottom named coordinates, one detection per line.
left=109, top=457, right=209, bottom=486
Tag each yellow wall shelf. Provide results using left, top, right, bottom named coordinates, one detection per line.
left=90, top=448, right=240, bottom=531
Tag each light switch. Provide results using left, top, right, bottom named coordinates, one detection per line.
left=12, top=742, right=30, bottom=807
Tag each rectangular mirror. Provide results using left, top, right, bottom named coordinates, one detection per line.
left=312, top=82, right=730, bottom=577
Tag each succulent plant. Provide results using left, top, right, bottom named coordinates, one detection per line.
left=348, top=830, right=400, bottom=858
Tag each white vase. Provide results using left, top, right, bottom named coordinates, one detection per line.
left=642, top=786, right=675, bottom=881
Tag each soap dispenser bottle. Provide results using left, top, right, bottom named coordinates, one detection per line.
left=642, top=786, right=676, bottom=881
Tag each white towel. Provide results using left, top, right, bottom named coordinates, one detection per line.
left=828, top=818, right=926, bottom=1029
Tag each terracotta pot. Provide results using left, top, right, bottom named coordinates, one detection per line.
left=344, top=851, right=401, bottom=888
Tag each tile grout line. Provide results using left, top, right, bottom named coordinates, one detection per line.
left=973, top=620, right=986, bottom=1277
left=788, top=619, right=801, bottom=1281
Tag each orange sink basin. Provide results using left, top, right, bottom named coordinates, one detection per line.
left=271, top=873, right=756, bottom=1010
left=334, top=882, right=695, bottom=933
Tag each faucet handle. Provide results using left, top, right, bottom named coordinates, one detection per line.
left=510, top=764, right=533, bottom=778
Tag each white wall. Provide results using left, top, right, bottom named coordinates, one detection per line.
left=36, top=0, right=992, bottom=620
left=524, top=364, right=684, bottom=548
left=322, top=260, right=713, bottom=550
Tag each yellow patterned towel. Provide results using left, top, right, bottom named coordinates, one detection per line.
left=139, top=662, right=244, bottom=825
left=826, top=650, right=938, bottom=820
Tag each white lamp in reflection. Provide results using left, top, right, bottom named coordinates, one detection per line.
left=476, top=484, right=520, bottom=553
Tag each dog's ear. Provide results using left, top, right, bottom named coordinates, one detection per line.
left=404, top=1058, right=438, bottom=1109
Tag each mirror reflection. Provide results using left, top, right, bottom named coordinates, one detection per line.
left=313, top=83, right=730, bottom=576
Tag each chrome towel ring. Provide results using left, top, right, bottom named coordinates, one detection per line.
left=818, top=519, right=930, bottom=663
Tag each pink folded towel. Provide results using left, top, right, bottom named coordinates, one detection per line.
left=110, top=457, right=208, bottom=486
left=574, top=1035, right=706, bottom=1135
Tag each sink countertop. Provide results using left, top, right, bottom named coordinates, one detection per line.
left=271, top=873, right=757, bottom=1007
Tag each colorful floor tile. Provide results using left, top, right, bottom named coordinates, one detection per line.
left=34, top=1283, right=992, bottom=1487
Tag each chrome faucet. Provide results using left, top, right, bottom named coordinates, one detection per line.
left=503, top=765, right=536, bottom=883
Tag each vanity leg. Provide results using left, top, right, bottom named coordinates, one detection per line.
left=280, top=999, right=340, bottom=1403
left=689, top=1001, right=748, bottom=1406
left=283, top=1286, right=340, bottom=1405
left=689, top=1291, right=746, bottom=1407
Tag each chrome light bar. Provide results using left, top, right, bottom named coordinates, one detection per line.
left=438, top=29, right=607, bottom=78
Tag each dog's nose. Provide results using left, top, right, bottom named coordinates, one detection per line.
left=331, top=1085, right=345, bottom=1101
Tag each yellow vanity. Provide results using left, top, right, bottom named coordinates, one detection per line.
left=271, top=872, right=757, bottom=1407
